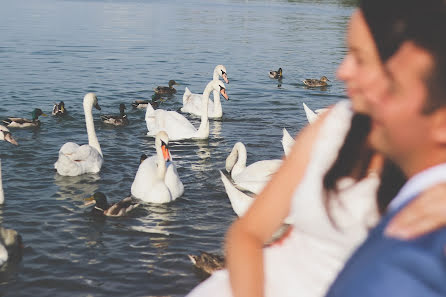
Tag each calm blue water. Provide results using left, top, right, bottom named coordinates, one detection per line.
left=0, top=0, right=353, bottom=295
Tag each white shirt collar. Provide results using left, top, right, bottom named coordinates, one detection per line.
left=388, top=163, right=446, bottom=212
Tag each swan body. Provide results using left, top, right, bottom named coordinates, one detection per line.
left=101, top=103, right=129, bottom=126
left=181, top=65, right=229, bottom=118
left=54, top=93, right=103, bottom=176
left=2, top=108, right=47, bottom=128
left=84, top=192, right=140, bottom=217
left=146, top=80, right=228, bottom=141
left=303, top=103, right=328, bottom=124
left=302, top=76, right=330, bottom=87
left=131, top=131, right=184, bottom=204
left=0, top=160, right=3, bottom=205
left=225, top=142, right=282, bottom=193
left=52, top=101, right=67, bottom=116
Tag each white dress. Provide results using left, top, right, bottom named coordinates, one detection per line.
left=187, top=100, right=381, bottom=297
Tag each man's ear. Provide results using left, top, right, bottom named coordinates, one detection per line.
left=431, top=108, right=446, bottom=145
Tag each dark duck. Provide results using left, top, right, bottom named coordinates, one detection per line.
left=84, top=192, right=140, bottom=217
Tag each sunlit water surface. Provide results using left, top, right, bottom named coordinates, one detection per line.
left=0, top=0, right=354, bottom=295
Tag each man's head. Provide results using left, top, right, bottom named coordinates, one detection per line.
left=365, top=0, right=446, bottom=177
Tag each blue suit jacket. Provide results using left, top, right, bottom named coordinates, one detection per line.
left=325, top=204, right=446, bottom=297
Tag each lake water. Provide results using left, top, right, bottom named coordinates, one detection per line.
left=0, top=0, right=354, bottom=295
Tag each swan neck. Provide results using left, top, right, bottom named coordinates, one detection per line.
left=212, top=89, right=222, bottom=116
left=156, top=144, right=167, bottom=179
left=196, top=84, right=211, bottom=137
left=0, top=160, right=4, bottom=204
left=232, top=143, right=247, bottom=177
left=84, top=102, right=102, bottom=157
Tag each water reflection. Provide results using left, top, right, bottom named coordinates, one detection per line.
left=53, top=173, right=100, bottom=204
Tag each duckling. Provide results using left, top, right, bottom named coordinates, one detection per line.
left=269, top=67, right=283, bottom=79
left=154, top=80, right=179, bottom=95
left=302, top=76, right=330, bottom=87
left=0, top=226, right=23, bottom=266
left=84, top=192, right=140, bottom=217
left=131, top=99, right=159, bottom=110
left=2, top=108, right=47, bottom=128
left=188, top=252, right=225, bottom=275
left=52, top=101, right=67, bottom=116
left=100, top=103, right=129, bottom=126
left=0, top=125, right=18, bottom=145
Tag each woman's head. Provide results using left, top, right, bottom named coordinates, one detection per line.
left=338, top=0, right=406, bottom=114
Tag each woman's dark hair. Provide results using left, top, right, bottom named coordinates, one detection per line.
left=323, top=0, right=409, bottom=219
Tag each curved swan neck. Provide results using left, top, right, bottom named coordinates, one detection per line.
left=212, top=89, right=222, bottom=117
left=227, top=143, right=247, bottom=177
left=0, top=159, right=4, bottom=204
left=155, top=144, right=167, bottom=179
left=196, top=83, right=212, bottom=137
left=84, top=101, right=102, bottom=157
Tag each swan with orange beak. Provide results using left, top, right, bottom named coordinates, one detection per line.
left=131, top=131, right=184, bottom=203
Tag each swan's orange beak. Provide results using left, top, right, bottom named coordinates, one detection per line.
left=162, top=144, right=171, bottom=161
left=220, top=88, right=229, bottom=101
left=222, top=73, right=229, bottom=84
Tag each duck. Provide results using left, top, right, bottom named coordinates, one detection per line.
left=188, top=252, right=225, bottom=275
left=146, top=80, right=228, bottom=141
left=131, top=99, right=159, bottom=110
left=269, top=67, right=283, bottom=79
left=52, top=101, right=67, bottom=116
left=154, top=80, right=179, bottom=95
left=0, top=226, right=23, bottom=267
left=181, top=65, right=230, bottom=119
left=225, top=142, right=282, bottom=194
left=84, top=192, right=140, bottom=217
left=2, top=108, right=47, bottom=128
left=302, top=76, right=330, bottom=87
left=54, top=93, right=103, bottom=176
left=131, top=131, right=184, bottom=203
left=101, top=103, right=129, bottom=126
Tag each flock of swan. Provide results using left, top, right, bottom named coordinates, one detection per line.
left=0, top=64, right=324, bottom=268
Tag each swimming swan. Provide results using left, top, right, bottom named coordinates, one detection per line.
left=225, top=142, right=282, bottom=194
left=54, top=93, right=103, bottom=176
left=181, top=65, right=229, bottom=119
left=145, top=80, right=228, bottom=141
left=131, top=131, right=184, bottom=203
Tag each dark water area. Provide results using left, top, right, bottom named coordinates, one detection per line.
left=0, top=0, right=354, bottom=295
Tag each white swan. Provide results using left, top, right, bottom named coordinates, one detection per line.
left=131, top=131, right=184, bottom=203
left=54, top=93, right=103, bottom=176
left=145, top=80, right=228, bottom=141
left=0, top=227, right=22, bottom=267
left=181, top=65, right=229, bottom=119
left=225, top=142, right=282, bottom=194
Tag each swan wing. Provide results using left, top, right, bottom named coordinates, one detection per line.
left=165, top=162, right=184, bottom=200
left=303, top=102, right=318, bottom=124
left=233, top=160, right=282, bottom=193
left=131, top=156, right=158, bottom=199
left=146, top=109, right=197, bottom=140
left=282, top=128, right=295, bottom=156
left=220, top=171, right=255, bottom=217
left=55, top=143, right=103, bottom=176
